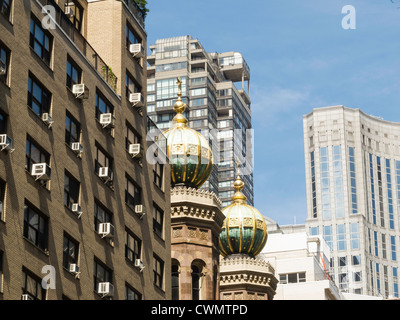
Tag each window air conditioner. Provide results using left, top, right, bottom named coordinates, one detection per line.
left=98, top=222, right=115, bottom=238
left=64, top=6, right=74, bottom=18
left=72, top=83, right=89, bottom=99
left=98, top=282, right=114, bottom=297
left=71, top=142, right=83, bottom=155
left=135, top=259, right=145, bottom=272
left=42, top=113, right=54, bottom=129
left=129, top=43, right=145, bottom=58
left=98, top=166, right=112, bottom=183
left=99, top=113, right=114, bottom=128
left=128, top=143, right=143, bottom=158
left=69, top=263, right=80, bottom=275
left=134, top=204, right=146, bottom=219
left=0, top=134, right=14, bottom=152
left=31, top=163, right=51, bottom=181
left=71, top=203, right=83, bottom=218
left=129, top=93, right=144, bottom=107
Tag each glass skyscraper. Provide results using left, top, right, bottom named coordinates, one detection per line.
left=147, top=36, right=254, bottom=207
left=304, top=105, right=400, bottom=298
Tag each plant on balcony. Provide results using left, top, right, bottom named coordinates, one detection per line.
left=134, top=0, right=149, bottom=18
left=101, top=65, right=117, bottom=92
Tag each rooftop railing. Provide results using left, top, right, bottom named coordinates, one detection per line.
left=36, top=0, right=118, bottom=92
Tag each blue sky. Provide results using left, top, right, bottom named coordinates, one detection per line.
left=145, top=0, right=400, bottom=225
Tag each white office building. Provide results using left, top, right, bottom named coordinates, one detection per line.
left=303, top=106, right=400, bottom=298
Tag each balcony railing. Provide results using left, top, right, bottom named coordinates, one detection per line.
left=121, top=0, right=146, bottom=29
left=35, top=0, right=118, bottom=92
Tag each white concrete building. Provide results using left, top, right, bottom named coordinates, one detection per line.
left=261, top=227, right=343, bottom=300
left=261, top=218, right=382, bottom=300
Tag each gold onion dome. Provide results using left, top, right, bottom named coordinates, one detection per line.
left=219, top=161, right=268, bottom=258
left=163, top=77, right=213, bottom=189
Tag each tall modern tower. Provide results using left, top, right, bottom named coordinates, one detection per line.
left=147, top=35, right=254, bottom=208
left=304, top=105, right=400, bottom=298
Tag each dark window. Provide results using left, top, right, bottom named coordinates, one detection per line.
left=125, top=229, right=141, bottom=263
left=192, top=266, right=201, bottom=300
left=0, top=250, right=3, bottom=291
left=65, top=1, right=83, bottom=33
left=0, top=179, right=5, bottom=220
left=64, top=171, right=80, bottom=209
left=279, top=272, right=306, bottom=284
left=23, top=201, right=48, bottom=251
left=0, top=0, right=11, bottom=20
left=126, top=23, right=141, bottom=47
left=29, top=16, right=52, bottom=65
left=125, top=175, right=141, bottom=208
left=25, top=137, right=50, bottom=173
left=95, top=144, right=113, bottom=179
left=22, top=268, right=45, bottom=300
left=94, top=200, right=112, bottom=232
left=0, top=111, right=6, bottom=134
left=288, top=273, right=298, bottom=284
left=27, top=74, right=51, bottom=116
left=63, top=234, right=79, bottom=269
left=153, top=255, right=164, bottom=289
left=153, top=161, right=163, bottom=189
left=339, top=256, right=347, bottom=267
left=93, top=259, right=112, bottom=292
left=125, top=283, right=142, bottom=300
left=172, top=264, right=179, bottom=300
left=125, top=124, right=141, bottom=150
left=66, top=57, right=82, bottom=89
left=65, top=112, right=80, bottom=145
left=0, top=42, right=10, bottom=83
left=125, top=71, right=140, bottom=98
left=95, top=91, right=114, bottom=120
left=153, top=205, right=164, bottom=238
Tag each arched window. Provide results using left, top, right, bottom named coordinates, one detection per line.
left=171, top=264, right=180, bottom=300
left=192, top=265, right=201, bottom=300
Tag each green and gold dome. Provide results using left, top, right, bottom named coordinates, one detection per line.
left=163, top=77, right=213, bottom=189
left=219, top=165, right=268, bottom=258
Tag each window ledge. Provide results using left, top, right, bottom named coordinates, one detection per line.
left=95, top=173, right=115, bottom=191
left=29, top=46, right=53, bottom=73
left=0, top=12, right=13, bottom=27
left=62, top=266, right=80, bottom=280
left=65, top=142, right=83, bottom=159
left=125, top=202, right=144, bottom=219
left=153, top=284, right=165, bottom=295
left=153, top=230, right=165, bottom=243
left=94, top=230, right=115, bottom=248
left=153, top=182, right=164, bottom=194
left=27, top=106, right=53, bottom=131
left=0, top=79, right=10, bottom=90
left=25, top=169, right=51, bottom=192
left=23, top=236, right=50, bottom=257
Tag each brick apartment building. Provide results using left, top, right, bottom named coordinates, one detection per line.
left=0, top=0, right=171, bottom=300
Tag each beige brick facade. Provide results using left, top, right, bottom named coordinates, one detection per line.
left=0, top=0, right=171, bottom=300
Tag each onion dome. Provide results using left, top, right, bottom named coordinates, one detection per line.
left=163, top=77, right=213, bottom=189
left=219, top=163, right=268, bottom=257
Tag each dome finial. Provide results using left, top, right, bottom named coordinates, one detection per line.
left=232, top=157, right=247, bottom=203
left=172, top=77, right=188, bottom=126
